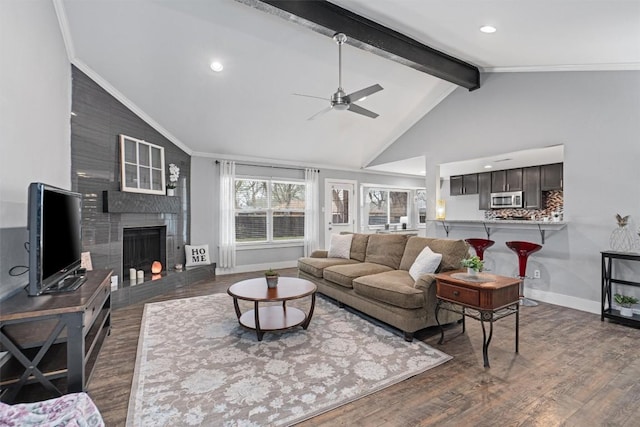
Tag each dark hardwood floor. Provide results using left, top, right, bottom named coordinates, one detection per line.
left=88, top=269, right=640, bottom=426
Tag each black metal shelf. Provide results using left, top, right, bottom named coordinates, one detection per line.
left=601, top=251, right=640, bottom=328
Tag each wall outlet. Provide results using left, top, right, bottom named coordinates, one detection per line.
left=533, top=270, right=541, bottom=279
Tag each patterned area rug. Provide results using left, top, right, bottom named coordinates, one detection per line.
left=127, top=293, right=451, bottom=426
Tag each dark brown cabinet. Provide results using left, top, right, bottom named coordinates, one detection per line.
left=522, top=166, right=541, bottom=209
left=491, top=169, right=523, bottom=193
left=478, top=172, right=492, bottom=210
left=450, top=174, right=478, bottom=195
left=541, top=163, right=563, bottom=191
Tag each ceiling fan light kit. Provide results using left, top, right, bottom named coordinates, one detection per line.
left=296, top=32, right=384, bottom=120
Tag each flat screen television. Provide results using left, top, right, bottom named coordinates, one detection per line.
left=27, top=182, right=85, bottom=296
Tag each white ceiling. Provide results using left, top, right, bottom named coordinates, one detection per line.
left=56, top=0, right=640, bottom=176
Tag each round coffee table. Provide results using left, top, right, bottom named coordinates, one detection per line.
left=227, top=277, right=317, bottom=341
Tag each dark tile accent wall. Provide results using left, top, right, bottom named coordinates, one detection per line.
left=70, top=66, right=191, bottom=284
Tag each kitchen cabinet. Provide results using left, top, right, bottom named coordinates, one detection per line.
left=541, top=163, right=563, bottom=191
left=522, top=166, right=541, bottom=209
left=450, top=174, right=478, bottom=195
left=478, top=172, right=492, bottom=210
left=491, top=168, right=522, bottom=193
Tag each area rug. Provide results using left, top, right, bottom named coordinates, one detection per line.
left=126, top=293, right=451, bottom=426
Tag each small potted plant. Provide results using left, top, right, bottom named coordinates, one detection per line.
left=166, top=163, right=180, bottom=196
left=265, top=268, right=279, bottom=289
left=461, top=255, right=484, bottom=276
left=614, top=293, right=638, bottom=317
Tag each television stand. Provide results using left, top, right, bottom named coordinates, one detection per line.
left=0, top=270, right=112, bottom=403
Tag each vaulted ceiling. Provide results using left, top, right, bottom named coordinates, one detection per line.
left=56, top=0, right=640, bottom=175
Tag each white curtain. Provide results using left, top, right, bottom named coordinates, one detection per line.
left=218, top=160, right=236, bottom=268
left=304, top=168, right=320, bottom=257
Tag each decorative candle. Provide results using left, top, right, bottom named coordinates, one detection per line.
left=136, top=270, right=144, bottom=280
left=129, top=268, right=136, bottom=279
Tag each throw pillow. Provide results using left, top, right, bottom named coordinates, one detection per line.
left=409, top=246, right=443, bottom=281
left=185, top=244, right=210, bottom=267
left=327, top=234, right=353, bottom=259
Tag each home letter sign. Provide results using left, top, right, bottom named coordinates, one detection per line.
left=184, top=244, right=210, bottom=267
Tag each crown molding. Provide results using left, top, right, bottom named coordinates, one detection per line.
left=191, top=151, right=425, bottom=178
left=53, top=0, right=192, bottom=156
left=52, top=0, right=74, bottom=61
left=485, top=63, right=640, bottom=73
left=71, top=60, right=193, bottom=156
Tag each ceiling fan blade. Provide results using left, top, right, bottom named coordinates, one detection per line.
left=346, top=84, right=383, bottom=103
left=347, top=103, right=379, bottom=119
left=308, top=106, right=333, bottom=121
left=293, top=93, right=328, bottom=101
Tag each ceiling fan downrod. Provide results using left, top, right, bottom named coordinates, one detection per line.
left=332, top=33, right=348, bottom=110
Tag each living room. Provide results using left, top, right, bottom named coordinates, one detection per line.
left=1, top=0, right=640, bottom=425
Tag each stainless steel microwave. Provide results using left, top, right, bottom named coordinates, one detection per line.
left=490, top=191, right=523, bottom=209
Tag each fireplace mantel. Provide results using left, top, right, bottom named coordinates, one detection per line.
left=102, top=191, right=180, bottom=214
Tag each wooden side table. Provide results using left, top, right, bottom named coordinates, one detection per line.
left=434, top=271, right=521, bottom=368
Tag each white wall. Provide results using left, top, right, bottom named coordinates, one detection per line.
left=370, top=71, right=640, bottom=312
left=0, top=0, right=71, bottom=299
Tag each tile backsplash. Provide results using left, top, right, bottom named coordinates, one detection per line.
left=485, top=190, right=563, bottom=220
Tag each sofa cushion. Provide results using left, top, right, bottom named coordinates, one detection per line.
left=298, top=257, right=358, bottom=278
left=323, top=262, right=393, bottom=288
left=364, top=234, right=408, bottom=269
left=353, top=270, right=424, bottom=309
left=328, top=234, right=353, bottom=259
left=409, top=246, right=442, bottom=281
left=350, top=233, right=370, bottom=262
left=399, top=237, right=469, bottom=272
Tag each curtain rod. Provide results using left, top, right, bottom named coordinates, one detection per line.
left=215, top=160, right=319, bottom=173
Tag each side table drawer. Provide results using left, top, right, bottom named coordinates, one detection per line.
left=438, top=282, right=479, bottom=306
left=83, top=282, right=110, bottom=332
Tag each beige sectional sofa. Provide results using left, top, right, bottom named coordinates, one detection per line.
left=297, top=233, right=469, bottom=341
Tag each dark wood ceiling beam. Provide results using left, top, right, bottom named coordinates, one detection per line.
left=238, top=0, right=480, bottom=90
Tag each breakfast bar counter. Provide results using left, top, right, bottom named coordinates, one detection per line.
left=432, top=219, right=567, bottom=244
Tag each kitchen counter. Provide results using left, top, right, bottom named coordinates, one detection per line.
left=431, top=219, right=567, bottom=243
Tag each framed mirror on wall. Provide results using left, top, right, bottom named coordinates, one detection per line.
left=119, top=134, right=166, bottom=195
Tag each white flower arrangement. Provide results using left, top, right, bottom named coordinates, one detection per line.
left=167, top=163, right=180, bottom=189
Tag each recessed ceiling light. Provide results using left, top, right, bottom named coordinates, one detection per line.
left=480, top=25, right=497, bottom=34
left=484, top=165, right=493, bottom=169
left=210, top=61, right=224, bottom=72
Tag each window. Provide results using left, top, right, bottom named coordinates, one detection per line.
left=235, top=178, right=305, bottom=243
left=119, top=135, right=166, bottom=195
left=416, top=189, right=427, bottom=225
left=366, top=189, right=409, bottom=225
left=331, top=188, right=350, bottom=225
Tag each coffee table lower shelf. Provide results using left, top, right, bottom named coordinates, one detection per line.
left=238, top=305, right=308, bottom=336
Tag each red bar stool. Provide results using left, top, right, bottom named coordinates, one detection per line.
left=465, top=238, right=495, bottom=260
left=506, top=241, right=542, bottom=306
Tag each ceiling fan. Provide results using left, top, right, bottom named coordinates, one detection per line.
left=294, top=33, right=383, bottom=120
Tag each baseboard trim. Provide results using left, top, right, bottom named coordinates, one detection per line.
left=216, top=260, right=298, bottom=276
left=527, top=289, right=600, bottom=314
